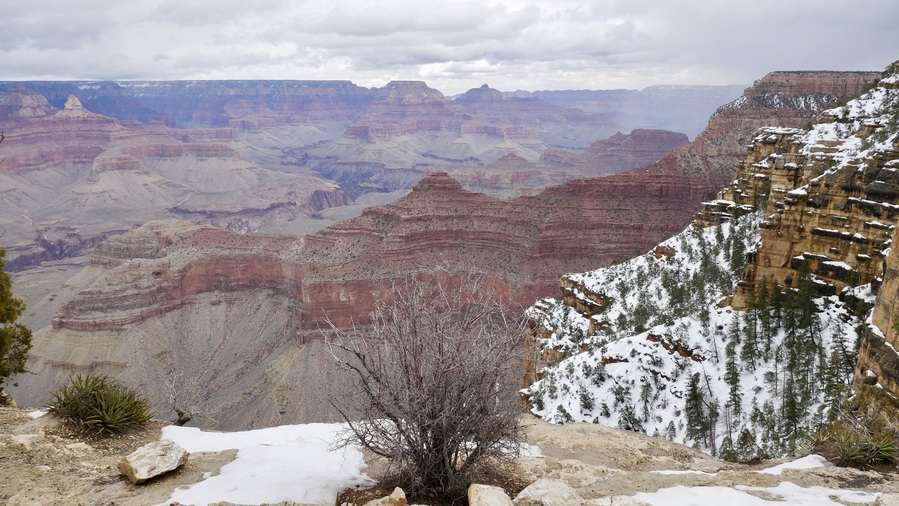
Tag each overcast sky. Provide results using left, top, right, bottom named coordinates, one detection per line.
left=1, top=0, right=896, bottom=95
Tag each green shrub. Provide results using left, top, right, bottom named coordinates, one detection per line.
left=48, top=372, right=153, bottom=435
left=826, top=385, right=899, bottom=469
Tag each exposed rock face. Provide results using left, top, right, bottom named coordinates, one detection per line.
left=51, top=221, right=299, bottom=332
left=0, top=80, right=376, bottom=125
left=0, top=79, right=718, bottom=272
left=694, top=67, right=899, bottom=306
left=0, top=88, right=351, bottom=271
left=633, top=71, right=880, bottom=185
left=295, top=170, right=709, bottom=332
left=858, top=224, right=899, bottom=400
left=46, top=169, right=702, bottom=333
left=7, top=70, right=882, bottom=429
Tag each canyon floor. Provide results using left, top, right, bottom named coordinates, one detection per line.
left=3, top=404, right=899, bottom=506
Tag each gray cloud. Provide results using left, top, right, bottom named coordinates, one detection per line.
left=0, top=0, right=896, bottom=93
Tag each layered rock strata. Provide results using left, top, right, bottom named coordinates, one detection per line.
left=0, top=89, right=351, bottom=270
left=695, top=67, right=899, bottom=304
left=857, top=224, right=899, bottom=402
left=8, top=70, right=883, bottom=428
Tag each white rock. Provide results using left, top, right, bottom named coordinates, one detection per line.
left=469, top=483, right=513, bottom=506
left=117, top=440, right=188, bottom=485
left=363, top=487, right=408, bottom=506
left=514, top=478, right=583, bottom=506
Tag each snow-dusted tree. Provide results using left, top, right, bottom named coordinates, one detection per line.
left=325, top=276, right=528, bottom=498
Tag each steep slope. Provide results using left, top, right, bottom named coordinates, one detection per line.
left=525, top=63, right=899, bottom=458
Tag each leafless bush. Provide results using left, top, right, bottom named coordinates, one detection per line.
left=164, top=370, right=214, bottom=427
left=325, top=276, right=528, bottom=498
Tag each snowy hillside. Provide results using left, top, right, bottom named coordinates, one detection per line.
left=526, top=213, right=867, bottom=459
left=523, top=63, right=899, bottom=460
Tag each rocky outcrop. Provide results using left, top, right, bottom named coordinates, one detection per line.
left=632, top=71, right=881, bottom=184
left=694, top=66, right=899, bottom=306
left=295, top=170, right=710, bottom=332
left=856, top=223, right=899, bottom=402
left=51, top=221, right=299, bottom=332
left=117, top=440, right=189, bottom=485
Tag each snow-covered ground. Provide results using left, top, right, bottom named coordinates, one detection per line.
left=525, top=211, right=864, bottom=457
left=157, top=423, right=374, bottom=506
left=524, top=60, right=899, bottom=472
left=149, top=422, right=880, bottom=505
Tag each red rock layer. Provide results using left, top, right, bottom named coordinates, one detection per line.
left=48, top=72, right=878, bottom=340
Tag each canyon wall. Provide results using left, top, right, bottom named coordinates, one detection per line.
left=6, top=70, right=882, bottom=428
left=0, top=81, right=701, bottom=271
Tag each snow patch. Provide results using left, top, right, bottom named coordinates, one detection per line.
left=757, top=454, right=829, bottom=475
left=158, top=423, right=374, bottom=506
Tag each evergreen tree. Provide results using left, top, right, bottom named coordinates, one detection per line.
left=724, top=339, right=742, bottom=419
left=755, top=277, right=775, bottom=358
left=640, top=381, right=653, bottom=422
left=719, top=433, right=736, bottom=462
left=0, top=248, right=32, bottom=388
left=780, top=377, right=802, bottom=452
left=666, top=420, right=677, bottom=441
left=618, top=402, right=644, bottom=433
left=684, top=373, right=708, bottom=448
left=735, top=428, right=758, bottom=462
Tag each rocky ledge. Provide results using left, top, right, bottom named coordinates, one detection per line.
left=1, top=406, right=897, bottom=506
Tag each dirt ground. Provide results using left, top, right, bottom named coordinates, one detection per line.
left=0, top=405, right=236, bottom=506
left=4, top=405, right=899, bottom=506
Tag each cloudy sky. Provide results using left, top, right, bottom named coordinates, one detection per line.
left=1, top=0, right=896, bottom=94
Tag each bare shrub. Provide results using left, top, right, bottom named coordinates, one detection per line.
left=325, top=276, right=528, bottom=499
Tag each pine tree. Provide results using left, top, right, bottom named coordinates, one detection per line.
left=735, top=428, right=758, bottom=462
left=684, top=373, right=708, bottom=448
left=0, top=248, right=32, bottom=388
left=724, top=339, right=742, bottom=419
left=666, top=420, right=677, bottom=441
left=640, top=381, right=653, bottom=422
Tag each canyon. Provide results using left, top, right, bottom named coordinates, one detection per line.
left=0, top=79, right=721, bottom=274
left=5, top=70, right=880, bottom=429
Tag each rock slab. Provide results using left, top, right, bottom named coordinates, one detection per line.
left=118, top=439, right=189, bottom=485
left=514, top=478, right=583, bottom=506
left=363, top=487, right=408, bottom=506
left=469, top=484, right=513, bottom=506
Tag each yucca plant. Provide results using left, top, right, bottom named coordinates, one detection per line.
left=48, top=372, right=153, bottom=435
left=828, top=385, right=899, bottom=469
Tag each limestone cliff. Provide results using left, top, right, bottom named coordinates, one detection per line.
left=695, top=64, right=899, bottom=306
left=522, top=62, right=899, bottom=456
